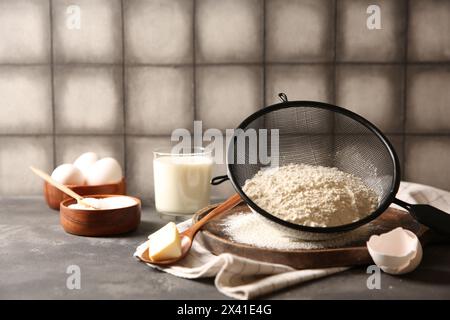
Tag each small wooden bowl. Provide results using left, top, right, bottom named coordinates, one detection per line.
left=60, top=195, right=141, bottom=237
left=44, top=178, right=126, bottom=210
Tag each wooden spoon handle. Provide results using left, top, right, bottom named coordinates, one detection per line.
left=30, top=166, right=84, bottom=202
left=184, top=193, right=242, bottom=237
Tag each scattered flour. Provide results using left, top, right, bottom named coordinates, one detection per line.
left=222, top=211, right=371, bottom=250
left=242, top=163, right=379, bottom=227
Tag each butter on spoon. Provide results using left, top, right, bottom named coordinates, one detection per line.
left=137, top=193, right=242, bottom=265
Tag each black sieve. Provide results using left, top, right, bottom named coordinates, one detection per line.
left=212, top=93, right=450, bottom=235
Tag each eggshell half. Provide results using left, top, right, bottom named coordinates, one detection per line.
left=85, top=157, right=123, bottom=185
left=367, top=227, right=423, bottom=275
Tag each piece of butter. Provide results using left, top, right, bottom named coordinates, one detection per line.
left=148, top=222, right=182, bottom=261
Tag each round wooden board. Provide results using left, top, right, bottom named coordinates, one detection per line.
left=193, top=203, right=432, bottom=269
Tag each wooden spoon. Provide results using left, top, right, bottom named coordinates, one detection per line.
left=30, top=166, right=99, bottom=209
left=138, top=193, right=242, bottom=265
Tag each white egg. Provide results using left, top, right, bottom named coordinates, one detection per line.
left=86, top=157, right=123, bottom=185
left=73, top=152, right=98, bottom=178
left=51, top=163, right=85, bottom=185
left=367, top=227, right=423, bottom=275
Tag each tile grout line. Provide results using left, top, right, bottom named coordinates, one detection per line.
left=120, top=0, right=127, bottom=177
left=402, top=0, right=410, bottom=180
left=193, top=0, right=197, bottom=122
left=262, top=0, right=266, bottom=108
left=332, top=0, right=338, bottom=105
left=330, top=0, right=338, bottom=161
left=2, top=61, right=450, bottom=67
left=4, top=132, right=450, bottom=138
left=49, top=0, right=56, bottom=167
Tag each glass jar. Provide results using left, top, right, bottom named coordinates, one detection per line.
left=153, top=147, right=213, bottom=217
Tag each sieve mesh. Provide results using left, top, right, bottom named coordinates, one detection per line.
left=227, top=101, right=400, bottom=232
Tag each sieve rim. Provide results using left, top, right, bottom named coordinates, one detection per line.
left=226, top=100, right=401, bottom=234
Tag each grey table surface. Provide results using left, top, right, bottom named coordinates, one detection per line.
left=1, top=197, right=450, bottom=300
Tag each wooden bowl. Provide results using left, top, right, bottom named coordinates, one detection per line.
left=60, top=195, right=141, bottom=237
left=44, top=178, right=126, bottom=210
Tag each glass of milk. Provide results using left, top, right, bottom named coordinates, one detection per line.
left=153, top=147, right=213, bottom=217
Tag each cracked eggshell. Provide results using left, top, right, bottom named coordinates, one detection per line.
left=367, top=227, right=423, bottom=275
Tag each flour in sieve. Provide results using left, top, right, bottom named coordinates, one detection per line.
left=242, top=163, right=379, bottom=227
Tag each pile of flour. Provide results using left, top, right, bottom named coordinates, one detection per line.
left=242, top=163, right=379, bottom=227
left=221, top=211, right=371, bottom=250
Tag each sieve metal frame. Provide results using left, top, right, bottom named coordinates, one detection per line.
left=226, top=100, right=402, bottom=234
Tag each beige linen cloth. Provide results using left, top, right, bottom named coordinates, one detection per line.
left=134, top=182, right=450, bottom=300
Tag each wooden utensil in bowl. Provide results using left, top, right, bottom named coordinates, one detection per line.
left=60, top=195, right=141, bottom=236
left=31, top=166, right=100, bottom=209
left=31, top=167, right=141, bottom=236
left=42, top=172, right=126, bottom=210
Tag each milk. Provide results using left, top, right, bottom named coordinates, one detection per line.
left=153, top=155, right=213, bottom=215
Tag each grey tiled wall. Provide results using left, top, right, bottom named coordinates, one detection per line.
left=0, top=0, right=449, bottom=203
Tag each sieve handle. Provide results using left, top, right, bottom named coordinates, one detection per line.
left=394, top=198, right=450, bottom=235
left=278, top=92, right=289, bottom=102
left=211, top=175, right=229, bottom=185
